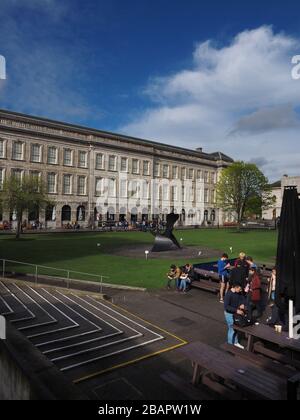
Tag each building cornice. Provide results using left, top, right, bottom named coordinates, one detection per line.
left=0, top=109, right=233, bottom=166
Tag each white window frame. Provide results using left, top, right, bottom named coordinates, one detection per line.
left=108, top=178, right=116, bottom=197
left=0, top=139, right=6, bottom=159
left=95, top=177, right=104, bottom=196
left=108, top=155, right=117, bottom=172
left=78, top=151, right=87, bottom=168
left=120, top=157, right=128, bottom=173
left=120, top=179, right=128, bottom=198
left=12, top=141, right=24, bottom=161
left=143, top=161, right=150, bottom=176
left=132, top=159, right=140, bottom=174
left=63, top=174, right=72, bottom=195
left=63, top=149, right=73, bottom=167
left=78, top=176, right=87, bottom=195
left=172, top=166, right=178, bottom=179
left=163, top=165, right=169, bottom=179
left=47, top=173, right=57, bottom=194
left=95, top=153, right=104, bottom=170
left=154, top=163, right=160, bottom=177
left=31, top=144, right=42, bottom=163
left=47, top=147, right=58, bottom=165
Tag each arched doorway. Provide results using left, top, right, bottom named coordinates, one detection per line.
left=130, top=207, right=138, bottom=224
left=76, top=206, right=86, bottom=222
left=107, top=207, right=115, bottom=221
left=61, top=205, right=71, bottom=222
left=46, top=205, right=55, bottom=222
left=211, top=210, right=216, bottom=222
left=28, top=205, right=39, bottom=222
left=142, top=208, right=149, bottom=222
left=204, top=210, right=209, bottom=222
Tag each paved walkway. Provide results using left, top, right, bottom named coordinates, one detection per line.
left=78, top=286, right=227, bottom=400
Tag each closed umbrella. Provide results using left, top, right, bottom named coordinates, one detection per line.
left=276, top=186, right=300, bottom=334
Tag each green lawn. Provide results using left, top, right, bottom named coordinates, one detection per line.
left=0, top=229, right=277, bottom=290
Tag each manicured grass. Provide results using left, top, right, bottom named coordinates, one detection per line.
left=0, top=229, right=278, bottom=290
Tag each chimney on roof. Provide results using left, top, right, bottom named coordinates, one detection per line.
left=196, top=147, right=203, bottom=152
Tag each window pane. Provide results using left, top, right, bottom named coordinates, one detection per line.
left=63, top=175, right=72, bottom=194
left=143, top=161, right=149, bottom=175
left=0, top=140, right=5, bottom=158
left=154, top=163, right=160, bottom=177
left=120, top=179, right=127, bottom=197
left=78, top=151, right=87, bottom=168
left=121, top=157, right=128, bottom=172
left=108, top=179, right=116, bottom=196
left=172, top=166, right=178, bottom=179
left=109, top=156, right=116, bottom=171
left=13, top=142, right=23, bottom=160
left=132, top=159, right=139, bottom=174
left=47, top=173, right=56, bottom=193
left=95, top=178, right=103, bottom=196
left=96, top=154, right=103, bottom=170
left=78, top=176, right=86, bottom=195
left=48, top=147, right=57, bottom=164
left=31, top=144, right=41, bottom=163
left=64, top=149, right=72, bottom=166
left=163, top=165, right=169, bottom=178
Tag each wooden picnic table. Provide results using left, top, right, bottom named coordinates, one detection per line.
left=234, top=323, right=300, bottom=353
left=178, top=341, right=287, bottom=400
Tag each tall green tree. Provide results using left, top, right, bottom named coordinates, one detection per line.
left=0, top=174, right=52, bottom=239
left=216, top=161, right=274, bottom=225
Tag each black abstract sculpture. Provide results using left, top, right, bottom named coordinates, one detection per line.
left=150, top=212, right=181, bottom=252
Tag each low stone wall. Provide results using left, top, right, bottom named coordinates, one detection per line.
left=0, top=322, right=87, bottom=400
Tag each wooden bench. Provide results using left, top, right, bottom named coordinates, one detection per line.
left=178, top=341, right=288, bottom=400
left=160, top=370, right=213, bottom=400
left=191, top=279, right=219, bottom=294
left=220, top=343, right=297, bottom=379
left=254, top=341, right=300, bottom=370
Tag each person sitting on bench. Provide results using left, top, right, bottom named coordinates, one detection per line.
left=166, top=265, right=181, bottom=290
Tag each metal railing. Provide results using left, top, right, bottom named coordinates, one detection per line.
left=0, top=259, right=109, bottom=294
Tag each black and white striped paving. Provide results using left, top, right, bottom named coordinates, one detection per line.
left=0, top=280, right=185, bottom=387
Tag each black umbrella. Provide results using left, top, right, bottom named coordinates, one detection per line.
left=276, top=186, right=300, bottom=314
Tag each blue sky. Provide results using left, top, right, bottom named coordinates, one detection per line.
left=1, top=0, right=300, bottom=180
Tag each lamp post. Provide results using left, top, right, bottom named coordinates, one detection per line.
left=145, top=250, right=149, bottom=261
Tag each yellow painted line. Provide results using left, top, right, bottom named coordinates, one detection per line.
left=73, top=298, right=188, bottom=385
left=107, top=299, right=187, bottom=344
left=73, top=341, right=187, bottom=384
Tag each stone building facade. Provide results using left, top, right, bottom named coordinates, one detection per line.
left=0, top=109, right=233, bottom=228
left=263, top=175, right=300, bottom=220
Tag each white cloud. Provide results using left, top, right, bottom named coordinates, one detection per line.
left=120, top=26, right=300, bottom=181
